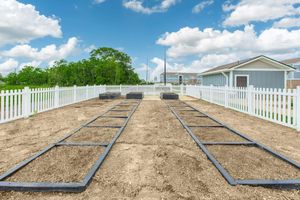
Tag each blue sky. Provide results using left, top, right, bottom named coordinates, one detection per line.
left=1, top=0, right=300, bottom=81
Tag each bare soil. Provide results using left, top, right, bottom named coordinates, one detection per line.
left=65, top=127, right=119, bottom=143
left=0, top=98, right=299, bottom=199
left=207, top=145, right=300, bottom=180
left=104, top=110, right=131, bottom=117
left=88, top=117, right=126, bottom=126
left=180, top=116, right=221, bottom=126
left=176, top=110, right=206, bottom=117
left=186, top=99, right=300, bottom=162
left=0, top=99, right=121, bottom=177
left=191, top=127, right=247, bottom=142
left=6, top=146, right=105, bottom=183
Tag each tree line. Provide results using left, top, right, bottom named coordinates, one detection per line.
left=2, top=47, right=141, bottom=87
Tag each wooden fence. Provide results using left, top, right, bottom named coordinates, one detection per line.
left=186, top=85, right=300, bottom=131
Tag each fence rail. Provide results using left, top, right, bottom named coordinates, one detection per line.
left=2, top=84, right=299, bottom=131
left=0, top=85, right=105, bottom=124
left=0, top=84, right=183, bottom=124
left=186, top=85, right=300, bottom=131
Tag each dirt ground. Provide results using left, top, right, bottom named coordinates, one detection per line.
left=65, top=127, right=119, bottom=143
left=0, top=99, right=121, bottom=176
left=6, top=146, right=105, bottom=183
left=0, top=98, right=299, bottom=199
left=186, top=99, right=300, bottom=163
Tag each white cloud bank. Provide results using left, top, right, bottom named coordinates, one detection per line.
left=0, top=59, right=19, bottom=75
left=0, top=0, right=62, bottom=47
left=123, top=0, right=180, bottom=14
left=157, top=25, right=300, bottom=58
left=0, top=37, right=80, bottom=74
left=273, top=17, right=300, bottom=28
left=223, top=0, right=300, bottom=26
left=155, top=24, right=300, bottom=74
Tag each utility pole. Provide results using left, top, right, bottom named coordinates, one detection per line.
left=146, top=57, right=149, bottom=83
left=164, top=47, right=167, bottom=86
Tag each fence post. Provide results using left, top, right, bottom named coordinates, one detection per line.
left=248, top=85, right=254, bottom=115
left=180, top=84, right=184, bottom=95
left=170, top=84, right=173, bottom=92
left=120, top=84, right=122, bottom=94
left=73, top=85, right=77, bottom=102
left=54, top=85, right=59, bottom=108
left=224, top=85, right=228, bottom=108
left=86, top=85, right=89, bottom=99
left=93, top=84, right=96, bottom=97
left=296, top=86, right=300, bottom=131
left=22, top=87, right=30, bottom=118
left=209, top=85, right=213, bottom=102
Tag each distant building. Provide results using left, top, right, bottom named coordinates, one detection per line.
left=282, top=58, right=300, bottom=89
left=160, top=72, right=201, bottom=85
left=200, top=55, right=295, bottom=89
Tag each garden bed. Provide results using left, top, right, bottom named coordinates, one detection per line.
left=5, top=146, right=105, bottom=183
left=207, top=145, right=300, bottom=180
left=65, top=127, right=119, bottom=143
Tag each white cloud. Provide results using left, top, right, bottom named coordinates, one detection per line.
left=19, top=60, right=42, bottom=69
left=273, top=17, right=300, bottom=28
left=0, top=0, right=62, bottom=47
left=1, top=37, right=79, bottom=65
left=157, top=25, right=300, bottom=58
left=0, top=59, right=19, bottom=75
left=192, top=0, right=214, bottom=14
left=93, top=0, right=106, bottom=4
left=149, top=57, right=198, bottom=81
left=156, top=24, right=300, bottom=71
left=223, top=0, right=300, bottom=26
left=84, top=45, right=97, bottom=53
left=157, top=25, right=257, bottom=58
left=123, top=0, right=179, bottom=14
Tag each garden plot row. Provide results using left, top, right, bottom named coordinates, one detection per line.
left=165, top=100, right=300, bottom=188
left=0, top=99, right=141, bottom=193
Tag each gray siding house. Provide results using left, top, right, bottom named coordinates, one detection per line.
left=282, top=58, right=300, bottom=88
left=200, top=55, right=295, bottom=89
left=160, top=72, right=200, bottom=84
left=282, top=58, right=300, bottom=79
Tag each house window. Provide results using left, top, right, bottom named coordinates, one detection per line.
left=235, top=75, right=249, bottom=87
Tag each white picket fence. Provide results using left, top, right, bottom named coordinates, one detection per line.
left=105, top=84, right=185, bottom=95
left=186, top=85, right=300, bottom=131
left=0, top=84, right=185, bottom=124
left=0, top=85, right=105, bottom=124
left=2, top=84, right=298, bottom=131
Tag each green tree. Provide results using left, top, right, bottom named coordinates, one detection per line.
left=3, top=47, right=141, bottom=87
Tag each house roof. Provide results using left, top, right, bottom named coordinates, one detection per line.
left=200, top=55, right=295, bottom=76
left=281, top=58, right=300, bottom=65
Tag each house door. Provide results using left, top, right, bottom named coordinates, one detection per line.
left=236, top=75, right=248, bottom=87
left=178, top=75, right=183, bottom=84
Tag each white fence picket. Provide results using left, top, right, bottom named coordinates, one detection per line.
left=185, top=85, right=300, bottom=131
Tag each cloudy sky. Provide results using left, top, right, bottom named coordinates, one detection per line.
left=0, top=0, right=300, bottom=81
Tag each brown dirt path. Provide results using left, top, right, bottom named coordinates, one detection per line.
left=0, top=99, right=299, bottom=199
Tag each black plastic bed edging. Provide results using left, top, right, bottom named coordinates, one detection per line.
left=0, top=100, right=141, bottom=193
left=160, top=92, right=179, bottom=100
left=126, top=92, right=144, bottom=99
left=99, top=92, right=121, bottom=100
left=165, top=100, right=300, bottom=189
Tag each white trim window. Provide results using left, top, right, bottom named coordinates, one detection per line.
left=235, top=75, right=249, bottom=87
